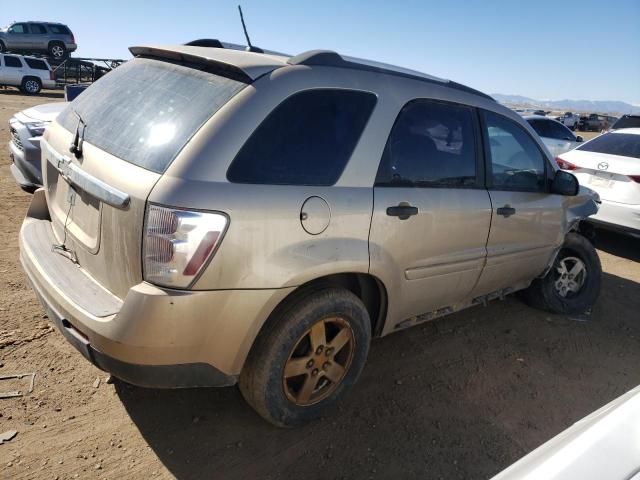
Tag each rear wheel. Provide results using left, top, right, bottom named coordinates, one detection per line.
left=523, top=232, right=601, bottom=314
left=239, top=288, right=371, bottom=427
left=48, top=42, right=67, bottom=60
left=21, top=77, right=42, bottom=95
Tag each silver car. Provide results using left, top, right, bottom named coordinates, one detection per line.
left=0, top=21, right=77, bottom=60
left=525, top=115, right=584, bottom=157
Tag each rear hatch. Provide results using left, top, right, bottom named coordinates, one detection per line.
left=568, top=133, right=640, bottom=204
left=42, top=56, right=247, bottom=299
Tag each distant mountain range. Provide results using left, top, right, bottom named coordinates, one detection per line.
left=492, top=94, right=640, bottom=115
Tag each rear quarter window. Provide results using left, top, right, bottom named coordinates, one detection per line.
left=227, top=89, right=377, bottom=185
left=25, top=58, right=49, bottom=70
left=56, top=58, right=246, bottom=173
left=48, top=25, right=72, bottom=35
left=577, top=133, right=640, bottom=159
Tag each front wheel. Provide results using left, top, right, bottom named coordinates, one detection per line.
left=239, top=288, right=371, bottom=427
left=523, top=232, right=601, bottom=314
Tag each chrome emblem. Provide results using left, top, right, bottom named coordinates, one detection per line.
left=597, top=162, right=609, bottom=170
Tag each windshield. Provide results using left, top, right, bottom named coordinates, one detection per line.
left=612, top=116, right=640, bottom=130
left=57, top=58, right=246, bottom=173
left=577, top=133, right=640, bottom=159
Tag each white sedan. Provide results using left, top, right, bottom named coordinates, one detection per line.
left=556, top=128, right=640, bottom=236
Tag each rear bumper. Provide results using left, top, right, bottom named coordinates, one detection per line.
left=19, top=190, right=294, bottom=387
left=587, top=199, right=640, bottom=235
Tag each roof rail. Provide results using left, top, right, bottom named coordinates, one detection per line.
left=288, top=50, right=494, bottom=101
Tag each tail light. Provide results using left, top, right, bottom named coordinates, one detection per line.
left=556, top=156, right=577, bottom=171
left=629, top=176, right=640, bottom=183
left=49, top=71, right=55, bottom=81
left=71, top=34, right=75, bottom=44
left=143, top=205, right=228, bottom=288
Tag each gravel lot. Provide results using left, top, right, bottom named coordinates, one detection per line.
left=0, top=90, right=638, bottom=480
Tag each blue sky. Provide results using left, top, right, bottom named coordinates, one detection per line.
left=3, top=1, right=639, bottom=104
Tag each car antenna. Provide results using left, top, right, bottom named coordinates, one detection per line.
left=237, top=5, right=264, bottom=53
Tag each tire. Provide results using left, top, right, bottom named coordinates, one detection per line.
left=523, top=232, right=601, bottom=314
left=239, top=288, right=371, bottom=427
left=21, top=77, right=42, bottom=95
left=48, top=42, right=67, bottom=60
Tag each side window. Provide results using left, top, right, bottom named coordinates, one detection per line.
left=4, top=56, right=23, bottom=68
left=227, top=89, right=377, bottom=186
left=548, top=121, right=575, bottom=141
left=8, top=23, right=27, bottom=34
left=528, top=119, right=550, bottom=138
left=25, top=58, right=48, bottom=70
left=30, top=24, right=47, bottom=34
left=482, top=111, right=547, bottom=192
left=49, top=25, right=71, bottom=35
left=375, top=99, right=478, bottom=187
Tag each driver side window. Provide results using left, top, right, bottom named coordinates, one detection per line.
left=482, top=111, right=546, bottom=192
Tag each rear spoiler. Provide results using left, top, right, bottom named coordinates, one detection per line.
left=129, top=45, right=286, bottom=83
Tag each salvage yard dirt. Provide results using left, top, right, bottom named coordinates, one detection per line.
left=1, top=91, right=639, bottom=480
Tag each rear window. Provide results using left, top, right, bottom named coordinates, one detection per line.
left=227, top=89, right=377, bottom=185
left=577, top=133, right=640, bottom=159
left=57, top=58, right=246, bottom=173
left=25, top=58, right=49, bottom=70
left=612, top=116, right=640, bottom=130
left=48, top=24, right=71, bottom=35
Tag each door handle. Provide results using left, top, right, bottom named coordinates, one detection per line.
left=496, top=205, right=516, bottom=218
left=386, top=203, right=418, bottom=220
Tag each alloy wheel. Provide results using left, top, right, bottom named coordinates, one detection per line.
left=554, top=256, right=587, bottom=298
left=282, top=317, right=355, bottom=406
left=51, top=45, right=65, bottom=58
left=24, top=80, right=40, bottom=94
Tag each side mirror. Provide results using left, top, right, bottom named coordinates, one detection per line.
left=552, top=170, right=579, bottom=196
left=576, top=135, right=584, bottom=143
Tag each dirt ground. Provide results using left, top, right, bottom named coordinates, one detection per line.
left=0, top=90, right=639, bottom=480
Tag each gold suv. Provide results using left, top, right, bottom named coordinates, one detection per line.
left=19, top=44, right=601, bottom=426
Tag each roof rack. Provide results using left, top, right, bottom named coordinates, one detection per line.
left=288, top=50, right=494, bottom=101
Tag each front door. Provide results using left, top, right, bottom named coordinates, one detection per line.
left=369, top=99, right=492, bottom=330
left=471, top=110, right=564, bottom=298
left=5, top=23, right=31, bottom=50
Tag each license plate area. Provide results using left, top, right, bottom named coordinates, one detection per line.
left=589, top=172, right=613, bottom=188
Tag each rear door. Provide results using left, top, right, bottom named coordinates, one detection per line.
left=369, top=99, right=492, bottom=327
left=42, top=57, right=247, bottom=300
left=471, top=110, right=564, bottom=297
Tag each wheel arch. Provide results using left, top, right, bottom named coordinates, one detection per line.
left=239, top=272, right=389, bottom=373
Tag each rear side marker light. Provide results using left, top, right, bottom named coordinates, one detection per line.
left=556, top=157, right=577, bottom=171
left=143, top=205, right=228, bottom=288
left=630, top=176, right=640, bottom=183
